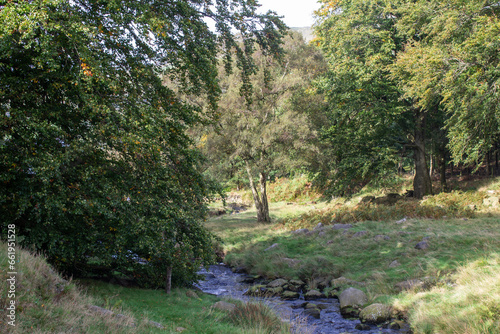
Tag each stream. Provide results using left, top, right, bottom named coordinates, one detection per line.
left=195, top=264, right=406, bottom=334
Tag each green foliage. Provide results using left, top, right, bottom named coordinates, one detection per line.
left=313, top=0, right=419, bottom=197
left=266, top=176, right=321, bottom=203
left=0, top=0, right=285, bottom=287
left=393, top=0, right=500, bottom=166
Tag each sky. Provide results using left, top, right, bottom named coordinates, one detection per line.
left=256, top=0, right=321, bottom=28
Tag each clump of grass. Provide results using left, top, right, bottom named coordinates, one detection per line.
left=393, top=254, right=500, bottom=334
left=226, top=301, right=289, bottom=334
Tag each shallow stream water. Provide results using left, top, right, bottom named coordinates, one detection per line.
left=195, top=264, right=405, bottom=334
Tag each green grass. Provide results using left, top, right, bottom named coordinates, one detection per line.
left=205, top=176, right=500, bottom=333
left=78, top=280, right=245, bottom=334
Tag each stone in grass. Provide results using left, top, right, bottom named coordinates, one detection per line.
left=264, top=243, right=279, bottom=251
left=176, top=327, right=186, bottom=332
left=388, top=260, right=401, bottom=268
left=359, top=303, right=392, bottom=324
left=352, top=231, right=368, bottom=238
left=292, top=228, right=309, bottom=235
left=304, top=289, right=326, bottom=300
left=415, top=241, right=429, bottom=250
left=213, top=301, right=236, bottom=312
left=373, top=235, right=390, bottom=242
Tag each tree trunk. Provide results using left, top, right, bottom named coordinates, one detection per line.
left=165, top=266, right=172, bottom=294
left=413, top=110, right=433, bottom=199
left=439, top=152, right=448, bottom=192
left=245, top=160, right=271, bottom=223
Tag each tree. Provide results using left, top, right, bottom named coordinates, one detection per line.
left=393, top=0, right=500, bottom=170
left=200, top=32, right=325, bottom=222
left=313, top=0, right=435, bottom=198
left=0, top=0, right=285, bottom=288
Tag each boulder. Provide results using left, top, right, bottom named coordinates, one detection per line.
left=281, top=291, right=299, bottom=300
left=339, top=288, right=368, bottom=317
left=352, top=231, right=368, bottom=238
left=355, top=323, right=371, bottom=330
left=213, top=301, right=236, bottom=312
left=304, top=303, right=318, bottom=309
left=314, top=223, right=324, bottom=230
left=266, top=287, right=284, bottom=297
left=359, top=303, right=392, bottom=324
left=304, top=308, right=321, bottom=319
left=267, top=278, right=288, bottom=288
left=292, top=228, right=309, bottom=235
left=304, top=289, right=326, bottom=300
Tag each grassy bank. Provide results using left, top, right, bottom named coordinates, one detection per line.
left=0, top=243, right=292, bottom=334
left=206, top=177, right=500, bottom=333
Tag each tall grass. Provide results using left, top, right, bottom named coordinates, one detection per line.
left=393, top=254, right=500, bottom=334
left=0, top=242, right=146, bottom=334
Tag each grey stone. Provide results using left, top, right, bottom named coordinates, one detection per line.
left=355, top=323, right=371, bottom=330
left=415, top=241, right=429, bottom=250
left=332, top=224, right=353, bottom=230
left=267, top=278, right=288, bottom=288
left=292, top=228, right=310, bottom=234
left=264, top=243, right=279, bottom=251
left=314, top=222, right=324, bottom=230
left=339, top=287, right=368, bottom=311
left=304, top=308, right=321, bottom=319
left=359, top=303, right=392, bottom=324
left=396, top=217, right=407, bottom=224
left=304, top=289, right=326, bottom=300
left=213, top=301, right=236, bottom=312
left=389, top=260, right=401, bottom=268
left=352, top=231, right=368, bottom=238
left=281, top=291, right=299, bottom=300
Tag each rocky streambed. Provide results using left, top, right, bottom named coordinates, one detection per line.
left=195, top=264, right=411, bottom=334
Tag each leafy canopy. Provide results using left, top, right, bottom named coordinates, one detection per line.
left=0, top=0, right=285, bottom=286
